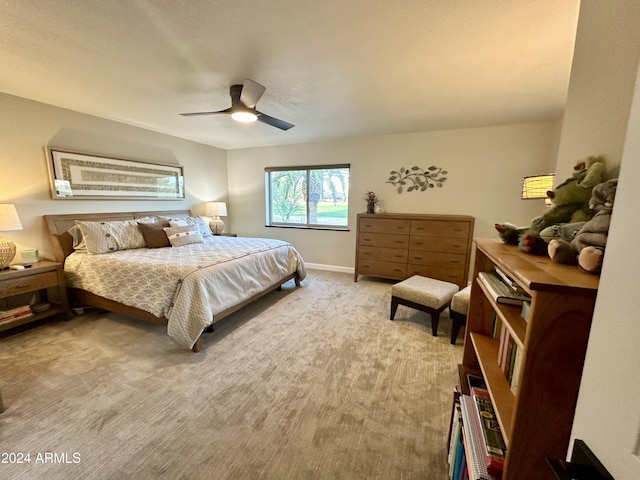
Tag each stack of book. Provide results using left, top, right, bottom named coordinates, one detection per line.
left=0, top=305, right=33, bottom=323
left=448, top=372, right=506, bottom=479
left=477, top=269, right=530, bottom=306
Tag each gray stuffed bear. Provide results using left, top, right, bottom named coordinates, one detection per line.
left=547, top=178, right=618, bottom=274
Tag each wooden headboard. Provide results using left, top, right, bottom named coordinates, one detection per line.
left=44, top=210, right=192, bottom=264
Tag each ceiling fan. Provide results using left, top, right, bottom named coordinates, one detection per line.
left=180, top=79, right=295, bottom=130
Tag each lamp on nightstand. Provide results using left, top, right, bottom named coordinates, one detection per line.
left=0, top=204, right=23, bottom=269
left=205, top=201, right=228, bottom=235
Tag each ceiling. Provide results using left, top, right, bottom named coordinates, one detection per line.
left=0, top=0, right=580, bottom=150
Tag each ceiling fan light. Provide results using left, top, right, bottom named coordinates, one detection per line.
left=231, top=111, right=258, bottom=123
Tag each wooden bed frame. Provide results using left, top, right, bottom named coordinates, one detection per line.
left=44, top=210, right=301, bottom=352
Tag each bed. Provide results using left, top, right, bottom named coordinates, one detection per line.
left=44, top=210, right=306, bottom=352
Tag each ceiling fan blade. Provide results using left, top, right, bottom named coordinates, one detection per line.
left=179, top=107, right=231, bottom=116
left=257, top=112, right=295, bottom=130
left=240, top=79, right=266, bottom=108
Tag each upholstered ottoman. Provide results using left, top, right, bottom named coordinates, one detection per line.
left=390, top=275, right=459, bottom=336
left=449, top=285, right=471, bottom=344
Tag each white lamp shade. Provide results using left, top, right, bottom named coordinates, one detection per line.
left=205, top=202, right=227, bottom=217
left=0, top=204, right=23, bottom=231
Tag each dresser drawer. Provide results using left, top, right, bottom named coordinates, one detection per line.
left=407, top=251, right=467, bottom=268
left=358, top=260, right=407, bottom=280
left=359, top=246, right=408, bottom=264
left=410, top=220, right=471, bottom=238
left=406, top=265, right=465, bottom=287
left=409, top=235, right=468, bottom=254
left=359, top=232, right=409, bottom=249
left=359, top=218, right=411, bottom=235
left=0, top=271, right=59, bottom=297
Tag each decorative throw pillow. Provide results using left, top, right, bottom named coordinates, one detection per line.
left=162, top=215, right=213, bottom=239
left=168, top=218, right=189, bottom=227
left=76, top=218, right=150, bottom=254
left=137, top=221, right=171, bottom=248
left=163, top=225, right=205, bottom=247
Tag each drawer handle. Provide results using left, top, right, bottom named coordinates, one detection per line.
left=416, top=227, right=425, bottom=231
left=394, top=255, right=403, bottom=259
left=414, top=256, right=422, bottom=260
left=364, top=239, right=371, bottom=242
left=415, top=242, right=423, bottom=246
left=15, top=283, right=32, bottom=289
left=395, top=241, right=404, bottom=244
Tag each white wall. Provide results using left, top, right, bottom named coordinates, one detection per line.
left=227, top=122, right=557, bottom=269
left=556, top=0, right=640, bottom=180
left=0, top=92, right=227, bottom=261
left=564, top=2, right=640, bottom=478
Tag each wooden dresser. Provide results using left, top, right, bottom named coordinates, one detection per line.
left=354, top=213, right=475, bottom=287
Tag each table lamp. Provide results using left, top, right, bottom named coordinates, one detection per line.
left=0, top=204, right=23, bottom=269
left=521, top=174, right=555, bottom=206
left=205, top=202, right=228, bottom=235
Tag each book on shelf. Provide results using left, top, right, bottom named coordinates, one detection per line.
left=0, top=304, right=33, bottom=322
left=493, top=266, right=528, bottom=295
left=459, top=395, right=499, bottom=480
left=471, top=388, right=506, bottom=477
left=478, top=271, right=531, bottom=306
left=509, top=347, right=523, bottom=394
left=467, top=373, right=486, bottom=393
left=448, top=402, right=462, bottom=473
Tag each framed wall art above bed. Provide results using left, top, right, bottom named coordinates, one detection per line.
left=46, top=147, right=185, bottom=200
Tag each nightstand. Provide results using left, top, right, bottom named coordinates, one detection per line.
left=0, top=260, right=71, bottom=333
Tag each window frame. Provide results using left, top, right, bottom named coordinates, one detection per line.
left=265, top=164, right=350, bottom=231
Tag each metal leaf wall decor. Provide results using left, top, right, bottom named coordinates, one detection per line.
left=387, top=166, right=448, bottom=193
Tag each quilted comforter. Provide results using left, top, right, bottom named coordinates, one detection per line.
left=64, top=236, right=306, bottom=348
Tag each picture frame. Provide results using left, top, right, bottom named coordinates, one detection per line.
left=46, top=147, right=185, bottom=200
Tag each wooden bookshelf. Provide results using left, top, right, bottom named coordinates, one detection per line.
left=459, top=238, right=599, bottom=480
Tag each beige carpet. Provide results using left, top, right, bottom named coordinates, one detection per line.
left=0, top=269, right=463, bottom=480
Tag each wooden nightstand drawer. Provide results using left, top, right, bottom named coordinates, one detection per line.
left=0, top=261, right=70, bottom=335
left=0, top=271, right=58, bottom=297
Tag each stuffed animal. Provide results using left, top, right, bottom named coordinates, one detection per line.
left=547, top=178, right=617, bottom=274
left=495, top=156, right=605, bottom=254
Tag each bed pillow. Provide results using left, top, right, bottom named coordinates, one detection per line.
left=194, top=216, right=214, bottom=238
left=76, top=218, right=151, bottom=254
left=163, top=225, right=205, bottom=247
left=67, top=225, right=87, bottom=251
left=137, top=221, right=171, bottom=248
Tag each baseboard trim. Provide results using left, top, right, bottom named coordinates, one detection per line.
left=306, top=263, right=354, bottom=274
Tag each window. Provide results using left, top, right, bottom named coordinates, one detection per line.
left=265, top=164, right=350, bottom=229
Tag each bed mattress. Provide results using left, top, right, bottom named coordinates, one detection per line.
left=64, top=236, right=306, bottom=348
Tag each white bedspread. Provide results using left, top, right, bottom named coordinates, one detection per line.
left=64, top=236, right=306, bottom=348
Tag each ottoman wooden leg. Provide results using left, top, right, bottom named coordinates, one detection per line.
left=390, top=296, right=400, bottom=320
left=430, top=311, right=439, bottom=336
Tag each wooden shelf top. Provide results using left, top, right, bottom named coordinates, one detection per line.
left=358, top=212, right=475, bottom=222
left=474, top=238, right=599, bottom=295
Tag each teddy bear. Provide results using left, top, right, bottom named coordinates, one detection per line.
left=547, top=178, right=617, bottom=274
left=495, top=156, right=605, bottom=254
